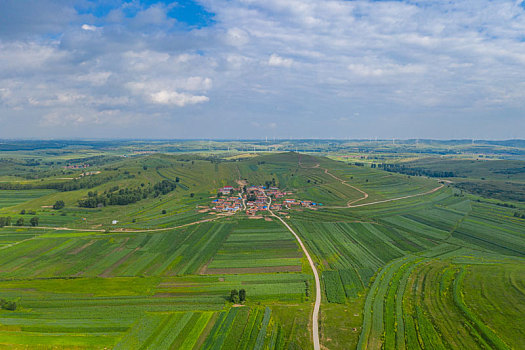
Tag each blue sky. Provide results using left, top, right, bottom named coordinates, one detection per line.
left=76, top=0, right=214, bottom=27
left=0, top=0, right=524, bottom=139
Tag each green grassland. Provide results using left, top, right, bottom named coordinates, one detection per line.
left=0, top=147, right=524, bottom=349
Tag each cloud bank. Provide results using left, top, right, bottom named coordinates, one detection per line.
left=0, top=0, right=524, bottom=139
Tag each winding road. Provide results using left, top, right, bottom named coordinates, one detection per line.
left=321, top=166, right=444, bottom=209
left=298, top=155, right=444, bottom=209
left=268, top=198, right=321, bottom=350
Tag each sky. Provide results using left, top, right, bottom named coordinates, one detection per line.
left=0, top=0, right=524, bottom=140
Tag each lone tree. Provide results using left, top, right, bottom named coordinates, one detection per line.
left=239, top=289, right=246, bottom=303
left=0, top=217, right=10, bottom=227
left=16, top=218, right=24, bottom=226
left=30, top=216, right=39, bottom=227
left=53, top=200, right=65, bottom=210
left=230, top=289, right=239, bottom=303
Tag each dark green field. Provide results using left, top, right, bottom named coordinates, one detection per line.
left=0, top=141, right=524, bottom=349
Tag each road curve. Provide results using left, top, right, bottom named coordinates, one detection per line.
left=269, top=201, right=321, bottom=350
left=320, top=165, right=444, bottom=209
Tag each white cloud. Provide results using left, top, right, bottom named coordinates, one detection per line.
left=225, top=28, right=250, bottom=46
left=41, top=112, right=88, bottom=126
left=268, top=54, right=294, bottom=67
left=347, top=63, right=425, bottom=77
left=81, top=24, right=97, bottom=31
left=150, top=90, right=209, bottom=106
left=185, top=77, right=213, bottom=91
left=77, top=72, right=111, bottom=86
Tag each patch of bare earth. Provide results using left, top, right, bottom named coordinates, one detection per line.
left=197, top=258, right=212, bottom=275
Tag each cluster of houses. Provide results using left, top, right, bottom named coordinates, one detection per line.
left=245, top=185, right=270, bottom=216
left=210, top=184, right=322, bottom=216
left=211, top=186, right=243, bottom=212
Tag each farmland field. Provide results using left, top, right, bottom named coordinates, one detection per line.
left=0, top=189, right=57, bottom=209
left=0, top=144, right=524, bottom=349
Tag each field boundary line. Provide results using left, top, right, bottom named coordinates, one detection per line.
left=9, top=215, right=225, bottom=234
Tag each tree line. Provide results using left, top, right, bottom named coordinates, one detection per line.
left=379, top=164, right=456, bottom=178
left=0, top=216, right=39, bottom=227
left=78, top=180, right=177, bottom=208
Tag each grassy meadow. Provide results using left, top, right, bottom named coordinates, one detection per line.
left=0, top=143, right=524, bottom=349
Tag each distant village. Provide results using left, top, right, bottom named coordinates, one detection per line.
left=210, top=185, right=321, bottom=216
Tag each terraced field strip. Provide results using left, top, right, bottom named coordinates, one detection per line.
left=327, top=181, right=444, bottom=209
left=270, top=204, right=321, bottom=350
left=322, top=168, right=369, bottom=205
left=357, top=255, right=422, bottom=350
left=313, top=162, right=445, bottom=209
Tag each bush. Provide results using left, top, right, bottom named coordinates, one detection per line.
left=53, top=200, right=65, bottom=210
left=0, top=299, right=17, bottom=311
left=230, top=289, right=239, bottom=303
left=0, top=217, right=12, bottom=227
left=239, top=289, right=246, bottom=303
left=30, top=216, right=39, bottom=226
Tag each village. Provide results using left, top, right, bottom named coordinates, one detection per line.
left=210, top=184, right=321, bottom=216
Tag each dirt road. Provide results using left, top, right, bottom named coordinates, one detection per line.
left=269, top=198, right=321, bottom=350
left=321, top=166, right=444, bottom=208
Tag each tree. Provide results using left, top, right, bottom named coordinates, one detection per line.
left=0, top=299, right=17, bottom=311
left=0, top=217, right=6, bottom=227
left=20, top=209, right=26, bottom=215
left=239, top=289, right=246, bottom=303
left=230, top=289, right=239, bottom=303
left=53, top=200, right=65, bottom=210
left=30, top=216, right=39, bottom=227
left=162, top=209, right=167, bottom=214
left=16, top=218, right=24, bottom=226
left=190, top=193, right=195, bottom=198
